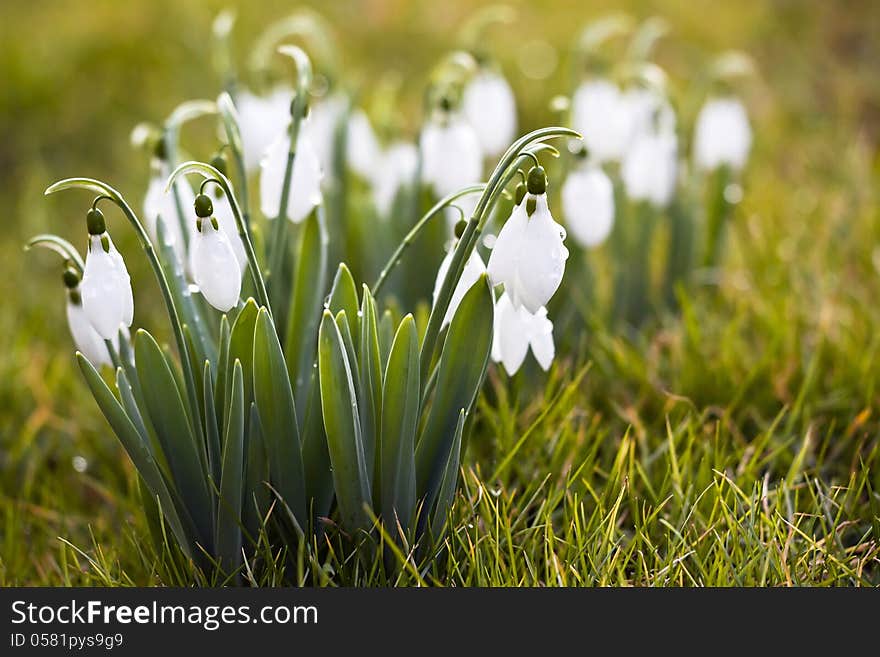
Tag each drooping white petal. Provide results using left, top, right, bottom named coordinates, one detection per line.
left=514, top=195, right=568, bottom=314
left=420, top=114, right=483, bottom=198
left=260, top=130, right=323, bottom=223
left=191, top=222, right=242, bottom=312
left=492, top=293, right=530, bottom=375
left=463, top=70, right=517, bottom=158
left=622, top=130, right=678, bottom=208
left=561, top=164, right=615, bottom=247
left=81, top=234, right=132, bottom=339
left=143, top=165, right=196, bottom=266
left=67, top=299, right=113, bottom=367
left=693, top=97, right=752, bottom=171
left=433, top=246, right=486, bottom=328
left=346, top=109, right=380, bottom=179
left=372, top=141, right=418, bottom=217
left=305, top=93, right=347, bottom=177
left=209, top=189, right=247, bottom=271
left=236, top=87, right=294, bottom=172
left=526, top=307, right=555, bottom=371
left=487, top=200, right=528, bottom=288
left=623, top=87, right=676, bottom=141
left=571, top=79, right=633, bottom=162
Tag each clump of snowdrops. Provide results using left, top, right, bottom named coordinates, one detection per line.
left=27, top=8, right=754, bottom=581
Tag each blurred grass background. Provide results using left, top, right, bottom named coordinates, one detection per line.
left=1, top=0, right=879, bottom=584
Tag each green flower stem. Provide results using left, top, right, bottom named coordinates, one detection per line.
left=703, top=164, right=732, bottom=270
left=419, top=127, right=579, bottom=384
left=45, top=178, right=203, bottom=444
left=24, top=234, right=85, bottom=274
left=371, top=184, right=486, bottom=296
left=267, top=148, right=297, bottom=290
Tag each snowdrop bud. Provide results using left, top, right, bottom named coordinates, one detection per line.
left=209, top=188, right=247, bottom=271
left=622, top=130, right=678, bottom=208
left=571, top=79, right=632, bottom=162
left=693, top=97, right=752, bottom=171
left=144, top=161, right=196, bottom=265
left=260, top=129, right=323, bottom=223
left=562, top=162, right=615, bottom=247
left=432, top=244, right=486, bottom=328
left=67, top=293, right=115, bottom=367
left=236, top=87, right=294, bottom=172
left=420, top=112, right=483, bottom=199
left=371, top=141, right=418, bottom=217
left=80, top=232, right=133, bottom=340
left=463, top=69, right=517, bottom=158
left=490, top=292, right=555, bottom=375
left=487, top=182, right=569, bottom=314
left=346, top=109, right=381, bottom=179
left=191, top=217, right=242, bottom=312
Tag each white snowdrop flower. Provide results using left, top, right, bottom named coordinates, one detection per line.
left=304, top=93, right=347, bottom=177
left=190, top=208, right=242, bottom=313
left=571, top=79, right=633, bottom=162
left=487, top=167, right=568, bottom=313
left=693, top=97, right=752, bottom=171
left=420, top=111, right=483, bottom=199
left=80, top=221, right=134, bottom=340
left=260, top=129, right=323, bottom=223
left=432, top=244, right=486, bottom=328
left=562, top=161, right=615, bottom=247
left=143, top=160, right=196, bottom=266
left=372, top=141, right=418, bottom=217
left=208, top=189, right=247, bottom=272
left=66, top=296, right=114, bottom=367
left=346, top=109, right=381, bottom=179
left=623, top=86, right=676, bottom=139
left=491, top=292, right=555, bottom=375
left=236, top=87, right=294, bottom=172
left=622, top=129, right=678, bottom=208
left=463, top=69, right=517, bottom=158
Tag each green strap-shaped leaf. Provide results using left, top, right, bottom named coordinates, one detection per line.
left=253, top=307, right=306, bottom=526
left=285, top=209, right=328, bottom=407
left=243, top=403, right=270, bottom=542
left=431, top=409, right=465, bottom=538
left=335, top=310, right=360, bottom=391
left=318, top=311, right=371, bottom=532
left=77, top=354, right=195, bottom=559
left=203, top=361, right=222, bottom=487
left=377, top=309, right=395, bottom=369
left=380, top=314, right=419, bottom=537
left=359, top=285, right=382, bottom=495
left=327, top=263, right=360, bottom=337
left=300, top=367, right=333, bottom=524
left=415, top=273, right=493, bottom=513
left=216, top=359, right=245, bottom=574
left=134, top=329, right=213, bottom=548
left=214, top=314, right=231, bottom=430
left=225, top=299, right=259, bottom=412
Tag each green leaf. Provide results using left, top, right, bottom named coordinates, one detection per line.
left=431, top=409, right=465, bottom=539
left=253, top=307, right=306, bottom=525
left=380, top=314, right=419, bottom=536
left=225, top=298, right=259, bottom=414
left=243, top=403, right=270, bottom=542
left=300, top=368, right=333, bottom=523
left=358, top=285, right=382, bottom=495
left=327, top=263, right=359, bottom=337
left=203, top=361, right=222, bottom=486
left=378, top=309, right=395, bottom=369
left=285, top=209, right=328, bottom=407
left=318, top=311, right=371, bottom=531
left=415, top=274, right=493, bottom=513
left=77, top=354, right=194, bottom=558
left=214, top=314, right=231, bottom=429
left=216, top=359, right=245, bottom=574
left=134, top=329, right=213, bottom=547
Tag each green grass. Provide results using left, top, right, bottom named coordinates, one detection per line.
left=2, top=0, right=879, bottom=586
